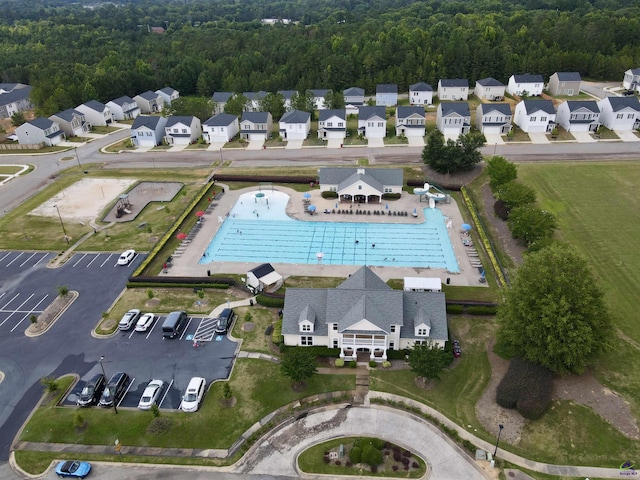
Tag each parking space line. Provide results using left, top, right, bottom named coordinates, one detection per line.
left=33, top=253, right=49, bottom=266
left=18, top=252, right=37, bottom=267
left=179, top=317, right=193, bottom=340
left=158, top=379, right=173, bottom=408
left=0, top=293, right=20, bottom=316
left=0, top=293, right=34, bottom=327
left=145, top=316, right=160, bottom=339
left=10, top=294, right=49, bottom=332
left=6, top=253, right=24, bottom=266
left=72, top=253, right=88, bottom=267
left=85, top=254, right=100, bottom=268
left=117, top=377, right=135, bottom=408
left=100, top=254, right=114, bottom=268
left=0, top=252, right=11, bottom=263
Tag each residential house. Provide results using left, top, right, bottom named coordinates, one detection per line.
left=212, top=92, right=235, bottom=114
left=49, top=108, right=89, bottom=137
left=278, top=110, right=310, bottom=140
left=130, top=115, right=168, bottom=147
left=475, top=103, right=512, bottom=135
left=376, top=84, right=398, bottom=106
left=0, top=83, right=33, bottom=119
left=15, top=118, right=64, bottom=146
left=134, top=90, right=163, bottom=114
left=317, top=109, right=346, bottom=140
left=437, top=79, right=469, bottom=101
left=243, top=91, right=268, bottom=112
left=75, top=100, right=113, bottom=127
left=357, top=106, right=387, bottom=139
left=240, top=111, right=273, bottom=141
left=106, top=96, right=140, bottom=121
left=278, top=90, right=297, bottom=111
left=622, top=68, right=640, bottom=93
left=202, top=113, right=239, bottom=143
left=309, top=89, right=331, bottom=110
left=513, top=99, right=557, bottom=132
left=598, top=96, right=640, bottom=131
left=395, top=106, right=426, bottom=137
left=506, top=74, right=544, bottom=97
left=246, top=263, right=283, bottom=294
left=473, top=77, right=505, bottom=101
left=318, top=167, right=403, bottom=204
left=344, top=87, right=365, bottom=115
left=282, top=266, right=448, bottom=361
left=436, top=102, right=471, bottom=138
left=409, top=82, right=433, bottom=106
left=547, top=72, right=582, bottom=96
left=155, top=87, right=179, bottom=106
left=555, top=101, right=600, bottom=132
left=163, top=115, right=202, bottom=145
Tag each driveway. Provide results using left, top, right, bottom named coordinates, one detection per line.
left=572, top=131, right=597, bottom=143
left=484, top=133, right=505, bottom=146
left=407, top=136, right=425, bottom=147
left=367, top=137, right=385, bottom=148
left=528, top=132, right=549, bottom=144
left=285, top=139, right=303, bottom=149
left=326, top=138, right=343, bottom=149
left=616, top=130, right=640, bottom=142
left=206, top=142, right=226, bottom=151
left=246, top=141, right=265, bottom=151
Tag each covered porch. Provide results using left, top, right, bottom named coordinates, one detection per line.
left=340, top=333, right=388, bottom=362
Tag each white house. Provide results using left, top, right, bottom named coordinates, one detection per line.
left=555, top=101, right=600, bottom=132
left=243, top=91, right=267, bottom=112
left=437, top=79, right=469, bottom=101
left=395, top=106, right=426, bottom=137
left=475, top=103, right=512, bottom=134
left=507, top=74, right=544, bottom=97
left=547, top=72, right=582, bottom=96
left=240, top=111, right=273, bottom=141
left=202, top=113, right=239, bottom=143
left=623, top=68, right=640, bottom=93
left=376, top=84, right=398, bottom=106
left=282, top=266, right=448, bottom=361
left=246, top=263, right=283, bottom=293
left=106, top=96, right=140, bottom=121
left=155, top=87, right=179, bottom=106
left=130, top=115, right=168, bottom=147
left=134, top=90, right=164, bottom=114
left=75, top=100, right=113, bottom=127
left=49, top=108, right=89, bottom=137
left=598, top=96, right=640, bottom=131
left=436, top=102, right=471, bottom=138
left=309, top=89, right=330, bottom=110
left=473, top=77, right=505, bottom=101
left=15, top=118, right=64, bottom=146
left=0, top=83, right=33, bottom=119
left=513, top=99, right=557, bottom=133
left=277, top=90, right=297, bottom=111
left=357, top=106, right=386, bottom=139
left=317, top=109, right=346, bottom=140
left=212, top=92, right=234, bottom=114
left=278, top=110, right=310, bottom=140
left=318, top=167, right=403, bottom=204
left=163, top=115, right=202, bottom=145
left=409, top=82, right=433, bottom=106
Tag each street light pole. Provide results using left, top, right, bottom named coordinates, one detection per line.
left=99, top=356, right=118, bottom=414
left=74, top=148, right=81, bottom=168
left=53, top=205, right=69, bottom=244
left=493, top=423, right=504, bottom=456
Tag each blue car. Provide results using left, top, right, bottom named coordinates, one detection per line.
left=55, top=460, right=91, bottom=478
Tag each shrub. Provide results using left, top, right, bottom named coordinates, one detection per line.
left=335, top=460, right=341, bottom=466
left=323, top=456, right=330, bottom=464
left=393, top=452, right=402, bottom=462
left=368, top=360, right=377, bottom=368
left=466, top=305, right=497, bottom=315
left=496, top=356, right=554, bottom=418
left=150, top=404, right=160, bottom=418
left=271, top=319, right=283, bottom=344
left=370, top=465, right=378, bottom=473
left=223, top=383, right=232, bottom=399
left=382, top=361, right=391, bottom=368
left=57, top=285, right=69, bottom=297
left=402, top=449, right=411, bottom=457
left=40, top=376, right=59, bottom=394
left=392, top=465, right=399, bottom=471
left=349, top=446, right=362, bottom=463
left=494, top=199, right=509, bottom=220
left=361, top=444, right=382, bottom=466
left=335, top=359, right=345, bottom=367
left=256, top=294, right=285, bottom=308
left=146, top=288, right=154, bottom=299
left=346, top=461, right=353, bottom=467
left=487, top=156, right=518, bottom=191
left=73, top=411, right=84, bottom=429
left=321, top=191, right=338, bottom=199
left=348, top=361, right=357, bottom=368
left=495, top=180, right=536, bottom=210
left=401, top=456, right=410, bottom=466
left=371, top=438, right=385, bottom=449
left=446, top=304, right=464, bottom=314
left=412, top=461, right=419, bottom=468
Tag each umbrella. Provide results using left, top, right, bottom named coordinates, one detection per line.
left=176, top=232, right=187, bottom=240
left=385, top=204, right=389, bottom=209
left=195, top=211, right=205, bottom=217
left=303, top=193, right=312, bottom=199
left=461, top=223, right=472, bottom=231
left=255, top=192, right=265, bottom=198
left=307, top=205, right=316, bottom=212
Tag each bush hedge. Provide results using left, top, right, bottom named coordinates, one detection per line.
left=446, top=304, right=464, bottom=314
left=213, top=174, right=316, bottom=184
left=361, top=444, right=383, bottom=466
left=271, top=319, right=283, bottom=345
left=496, top=356, right=554, bottom=419
left=280, top=346, right=340, bottom=357
left=256, top=293, right=285, bottom=308
left=321, top=191, right=338, bottom=199
left=466, top=305, right=497, bottom=315
left=387, top=349, right=409, bottom=360
left=494, top=199, right=509, bottom=220
left=349, top=446, right=362, bottom=464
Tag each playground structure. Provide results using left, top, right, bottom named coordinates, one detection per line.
left=115, top=193, right=132, bottom=218
left=414, top=183, right=447, bottom=203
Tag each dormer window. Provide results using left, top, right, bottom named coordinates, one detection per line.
left=301, top=324, right=311, bottom=332
left=417, top=328, right=428, bottom=336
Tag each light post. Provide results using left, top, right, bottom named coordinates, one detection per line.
left=493, top=423, right=504, bottom=457
left=99, top=356, right=118, bottom=414
left=53, top=205, right=69, bottom=244
left=74, top=148, right=81, bottom=168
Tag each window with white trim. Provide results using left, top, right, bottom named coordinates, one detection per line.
left=301, top=324, right=311, bottom=332
left=301, top=336, right=313, bottom=346
left=417, top=328, right=428, bottom=336
left=390, top=325, right=396, bottom=333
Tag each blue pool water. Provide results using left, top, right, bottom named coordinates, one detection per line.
left=200, top=191, right=459, bottom=272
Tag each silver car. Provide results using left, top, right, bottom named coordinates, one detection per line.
left=138, top=379, right=164, bottom=410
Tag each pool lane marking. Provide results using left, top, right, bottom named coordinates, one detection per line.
left=18, top=252, right=37, bottom=267
left=10, top=294, right=49, bottom=332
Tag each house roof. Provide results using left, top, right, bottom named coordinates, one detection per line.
left=343, top=87, right=365, bottom=96
left=136, top=90, right=159, bottom=101
left=203, top=113, right=237, bottom=126
left=358, top=106, right=386, bottom=121
left=0, top=85, right=32, bottom=106
left=564, top=100, right=599, bottom=113
left=554, top=72, right=582, bottom=82
left=439, top=102, right=470, bottom=117
left=475, top=77, right=504, bottom=87
left=338, top=266, right=392, bottom=290
left=521, top=99, right=556, bottom=115
left=51, top=108, right=83, bottom=122
left=27, top=117, right=56, bottom=130
left=439, top=78, right=469, bottom=88
left=157, top=87, right=177, bottom=95
left=249, top=263, right=275, bottom=278
left=318, top=109, right=346, bottom=121
left=243, top=91, right=267, bottom=101
left=397, top=106, right=426, bottom=119
left=241, top=111, right=270, bottom=123
left=280, top=110, right=310, bottom=124
left=132, top=115, right=164, bottom=130
left=511, top=74, right=544, bottom=83
left=338, top=170, right=383, bottom=193
left=166, top=115, right=195, bottom=128
left=109, top=95, right=135, bottom=106
left=309, top=89, right=330, bottom=97
left=627, top=67, right=640, bottom=76
left=277, top=90, right=297, bottom=99
left=212, top=92, right=234, bottom=102
left=478, top=103, right=512, bottom=116
left=319, top=167, right=403, bottom=189
left=0, top=83, right=24, bottom=92
left=409, top=82, right=433, bottom=92
left=604, top=96, right=640, bottom=112
left=81, top=100, right=107, bottom=113
left=376, top=84, right=397, bottom=94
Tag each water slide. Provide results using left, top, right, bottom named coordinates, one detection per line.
left=413, top=183, right=446, bottom=201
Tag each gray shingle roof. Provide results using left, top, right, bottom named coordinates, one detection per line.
left=277, top=90, right=297, bottom=99
left=204, top=113, right=237, bottom=126
left=564, top=100, right=599, bottom=113
left=343, top=87, right=364, bottom=96
left=52, top=108, right=83, bottom=122
left=28, top=117, right=56, bottom=130
left=157, top=87, right=177, bottom=95
left=397, top=106, right=425, bottom=119
left=136, top=90, right=159, bottom=101
left=477, top=103, right=512, bottom=116
left=522, top=99, right=556, bottom=115
left=337, top=266, right=392, bottom=290
left=318, top=109, right=346, bottom=122
left=166, top=115, right=195, bottom=128
left=110, top=95, right=135, bottom=106
left=212, top=92, right=234, bottom=102
left=439, top=79, right=469, bottom=88
left=132, top=115, right=163, bottom=130
left=358, top=106, right=386, bottom=121
left=605, top=96, right=640, bottom=112
left=554, top=72, right=581, bottom=82
left=376, top=84, right=397, bottom=94
left=241, top=111, right=270, bottom=123
left=0, top=85, right=32, bottom=107
left=476, top=77, right=504, bottom=87
left=512, top=74, right=544, bottom=83
left=309, top=89, right=330, bottom=98
left=243, top=91, right=267, bottom=101
left=629, top=67, right=640, bottom=76
left=319, top=168, right=403, bottom=189
left=280, top=110, right=310, bottom=124
left=439, top=102, right=470, bottom=117
left=81, top=100, right=107, bottom=112
left=410, top=82, right=433, bottom=92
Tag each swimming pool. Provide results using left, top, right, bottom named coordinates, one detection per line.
left=200, top=191, right=459, bottom=272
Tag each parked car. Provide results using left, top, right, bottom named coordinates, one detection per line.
left=117, top=249, right=136, bottom=265
left=118, top=309, right=141, bottom=331
left=214, top=308, right=236, bottom=335
left=76, top=373, right=105, bottom=407
left=55, top=460, right=91, bottom=478
left=135, top=312, right=156, bottom=332
left=98, top=372, right=131, bottom=408
left=622, top=90, right=636, bottom=96
left=138, top=379, right=165, bottom=410
left=181, top=377, right=206, bottom=412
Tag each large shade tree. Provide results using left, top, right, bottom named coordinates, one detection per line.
left=422, top=130, right=485, bottom=174
left=496, top=243, right=612, bottom=374
left=408, top=342, right=452, bottom=380
left=280, top=348, right=318, bottom=387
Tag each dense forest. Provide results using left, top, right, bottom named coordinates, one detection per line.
left=0, top=0, right=639, bottom=115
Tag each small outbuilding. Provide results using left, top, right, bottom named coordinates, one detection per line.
left=246, top=263, right=283, bottom=293
left=403, top=277, right=442, bottom=293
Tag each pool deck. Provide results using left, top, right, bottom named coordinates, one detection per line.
left=164, top=185, right=488, bottom=287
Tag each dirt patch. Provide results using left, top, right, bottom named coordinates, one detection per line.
left=219, top=397, right=237, bottom=408
left=145, top=298, right=161, bottom=308
left=242, top=322, right=255, bottom=332
left=25, top=291, right=78, bottom=337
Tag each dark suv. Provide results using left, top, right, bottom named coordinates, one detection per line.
left=76, top=373, right=106, bottom=407
left=215, top=308, right=236, bottom=335
left=98, top=372, right=131, bottom=408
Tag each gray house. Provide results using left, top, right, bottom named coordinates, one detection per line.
left=396, top=106, right=426, bottom=137
left=163, top=115, right=202, bottom=145
left=436, top=102, right=471, bottom=138
left=49, top=108, right=89, bottom=137
left=240, top=111, right=273, bottom=141
left=409, top=82, right=433, bottom=106
left=437, top=79, right=469, bottom=101
left=279, top=110, right=311, bottom=140
left=318, top=167, right=403, bottom=204
left=212, top=92, right=235, bottom=114
left=357, top=106, right=387, bottom=139
left=106, top=96, right=140, bottom=121
left=134, top=90, right=163, bottom=114
left=473, top=77, right=505, bottom=101
left=130, top=115, right=168, bottom=147
left=475, top=103, right=512, bottom=134
left=309, top=89, right=331, bottom=110
left=282, top=266, right=448, bottom=362
left=155, top=87, right=179, bottom=106
left=547, top=72, right=582, bottom=96
left=15, top=117, right=64, bottom=146
left=75, top=100, right=113, bottom=127
left=244, top=91, right=268, bottom=112
left=376, top=84, right=398, bottom=106
left=278, top=90, right=297, bottom=111
left=0, top=84, right=33, bottom=119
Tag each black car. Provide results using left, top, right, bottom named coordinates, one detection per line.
left=98, top=372, right=131, bottom=408
left=215, top=308, right=236, bottom=335
left=76, top=373, right=106, bottom=407
left=622, top=90, right=636, bottom=96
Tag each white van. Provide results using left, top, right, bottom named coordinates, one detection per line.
left=181, top=377, right=206, bottom=412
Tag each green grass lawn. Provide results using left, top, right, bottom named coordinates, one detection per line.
left=232, top=306, right=280, bottom=354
